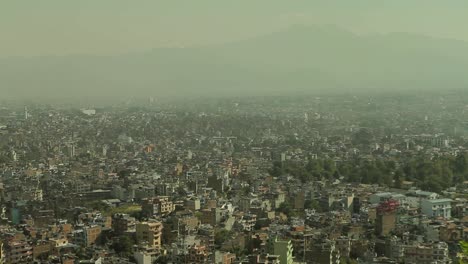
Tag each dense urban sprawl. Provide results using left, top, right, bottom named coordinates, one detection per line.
left=0, top=94, right=467, bottom=263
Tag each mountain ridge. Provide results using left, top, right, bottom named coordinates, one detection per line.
left=1, top=25, right=468, bottom=99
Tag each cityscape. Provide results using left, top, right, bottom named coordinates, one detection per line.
left=0, top=92, right=467, bottom=263
left=2, top=1, right=468, bottom=263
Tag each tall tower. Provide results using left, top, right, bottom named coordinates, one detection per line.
left=375, top=199, right=399, bottom=236
left=11, top=150, right=17, bottom=162
left=67, top=142, right=76, bottom=158
left=70, top=144, right=76, bottom=158
left=33, top=175, right=43, bottom=202
left=102, top=145, right=108, bottom=157
left=24, top=106, right=29, bottom=120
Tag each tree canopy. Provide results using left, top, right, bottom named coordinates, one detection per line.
left=269, top=152, right=468, bottom=193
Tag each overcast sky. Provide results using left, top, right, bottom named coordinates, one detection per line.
left=2, top=0, right=468, bottom=57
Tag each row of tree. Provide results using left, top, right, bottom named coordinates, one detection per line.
left=269, top=152, right=468, bottom=193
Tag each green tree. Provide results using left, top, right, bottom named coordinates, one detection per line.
left=393, top=169, right=404, bottom=189
left=277, top=202, right=293, bottom=217
left=0, top=154, right=11, bottom=164
left=215, top=229, right=234, bottom=247
left=459, top=241, right=468, bottom=264
left=304, top=199, right=321, bottom=212
left=111, top=236, right=135, bottom=257
left=352, top=128, right=373, bottom=146
left=323, top=159, right=336, bottom=174
left=269, top=161, right=284, bottom=177
left=454, top=153, right=468, bottom=175
left=154, top=255, right=169, bottom=264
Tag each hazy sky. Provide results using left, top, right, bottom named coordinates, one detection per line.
left=2, top=0, right=468, bottom=57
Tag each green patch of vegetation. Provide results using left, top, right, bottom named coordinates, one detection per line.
left=215, top=229, right=234, bottom=248
left=460, top=241, right=468, bottom=264
left=111, top=235, right=136, bottom=258
left=104, top=204, right=142, bottom=216
left=269, top=152, right=468, bottom=192
left=276, top=201, right=298, bottom=218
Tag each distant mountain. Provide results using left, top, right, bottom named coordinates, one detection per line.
left=1, top=25, right=468, bottom=99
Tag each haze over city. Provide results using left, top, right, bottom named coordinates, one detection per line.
left=2, top=0, right=468, bottom=100
left=1, top=2, right=468, bottom=264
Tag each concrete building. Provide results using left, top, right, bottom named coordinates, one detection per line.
left=273, top=238, right=293, bottom=264
left=136, top=221, right=163, bottom=250
left=81, top=109, right=96, bottom=116
left=75, top=183, right=91, bottom=194
left=406, top=190, right=439, bottom=208
left=421, top=199, right=452, bottom=219
left=247, top=254, right=281, bottom=264
left=142, top=196, right=175, bottom=216
left=376, top=212, right=396, bottom=237
left=112, top=213, right=136, bottom=235
left=185, top=197, right=201, bottom=211
left=201, top=208, right=222, bottom=226
left=73, top=225, right=102, bottom=247
left=375, top=200, right=398, bottom=236
left=239, top=197, right=252, bottom=213
left=4, top=241, right=33, bottom=264
left=404, top=242, right=450, bottom=264
left=293, top=191, right=306, bottom=210
left=133, top=185, right=156, bottom=200
left=32, top=240, right=53, bottom=259
left=370, top=193, right=407, bottom=206
left=306, top=239, right=340, bottom=264
left=133, top=251, right=152, bottom=264
left=238, top=214, right=257, bottom=232
left=384, top=236, right=405, bottom=260
left=187, top=244, right=209, bottom=263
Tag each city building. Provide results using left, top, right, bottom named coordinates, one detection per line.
left=136, top=221, right=163, bottom=250
left=272, top=238, right=293, bottom=264
left=404, top=242, right=450, bottom=264
left=421, top=199, right=452, bottom=219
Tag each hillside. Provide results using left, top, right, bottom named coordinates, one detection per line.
left=1, top=25, right=468, bottom=99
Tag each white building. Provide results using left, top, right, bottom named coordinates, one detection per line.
left=134, top=251, right=152, bottom=264
left=406, top=190, right=439, bottom=208
left=82, top=109, right=96, bottom=116
left=421, top=198, right=452, bottom=219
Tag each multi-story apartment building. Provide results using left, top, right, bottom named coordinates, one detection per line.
left=136, top=221, right=163, bottom=250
